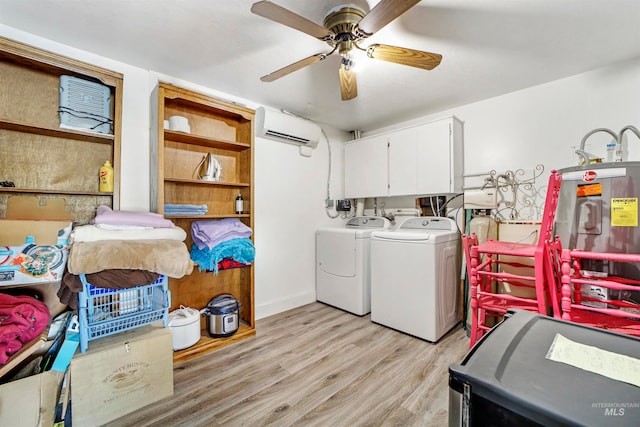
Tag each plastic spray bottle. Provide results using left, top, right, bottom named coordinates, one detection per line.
left=99, top=161, right=114, bottom=192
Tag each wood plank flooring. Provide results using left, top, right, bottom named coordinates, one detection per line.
left=107, top=302, right=470, bottom=427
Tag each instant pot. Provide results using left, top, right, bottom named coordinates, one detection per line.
left=201, top=294, right=241, bottom=337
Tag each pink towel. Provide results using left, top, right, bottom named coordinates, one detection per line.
left=91, top=205, right=175, bottom=228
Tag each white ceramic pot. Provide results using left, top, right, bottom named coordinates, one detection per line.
left=168, top=306, right=201, bottom=350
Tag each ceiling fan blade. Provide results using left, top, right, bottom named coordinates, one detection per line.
left=260, top=53, right=327, bottom=82
left=339, top=66, right=358, bottom=101
left=367, top=44, right=442, bottom=70
left=251, top=1, right=333, bottom=40
left=356, top=0, right=420, bottom=36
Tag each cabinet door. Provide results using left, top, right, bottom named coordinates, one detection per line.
left=416, top=119, right=453, bottom=194
left=344, top=135, right=388, bottom=198
left=388, top=128, right=417, bottom=196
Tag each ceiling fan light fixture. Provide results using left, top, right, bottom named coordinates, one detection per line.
left=341, top=54, right=354, bottom=71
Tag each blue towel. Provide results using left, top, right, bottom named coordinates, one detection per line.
left=190, top=238, right=255, bottom=273
left=164, top=203, right=208, bottom=215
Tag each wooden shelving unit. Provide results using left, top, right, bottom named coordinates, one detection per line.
left=151, top=82, right=255, bottom=363
left=0, top=36, right=122, bottom=224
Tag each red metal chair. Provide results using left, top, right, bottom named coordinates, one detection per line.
left=464, top=170, right=563, bottom=347
left=559, top=248, right=640, bottom=337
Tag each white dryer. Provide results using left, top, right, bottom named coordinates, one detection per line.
left=370, top=217, right=460, bottom=342
left=316, top=216, right=391, bottom=315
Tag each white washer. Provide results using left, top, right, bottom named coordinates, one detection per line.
left=316, top=216, right=391, bottom=315
left=370, top=217, right=460, bottom=342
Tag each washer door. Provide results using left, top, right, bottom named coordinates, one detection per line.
left=316, top=231, right=356, bottom=277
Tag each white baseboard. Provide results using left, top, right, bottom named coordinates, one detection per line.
left=255, top=290, right=316, bottom=320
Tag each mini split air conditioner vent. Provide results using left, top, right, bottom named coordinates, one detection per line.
left=255, top=107, right=322, bottom=156
left=264, top=129, right=312, bottom=145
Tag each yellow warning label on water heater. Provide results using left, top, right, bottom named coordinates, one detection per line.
left=611, top=198, right=638, bottom=227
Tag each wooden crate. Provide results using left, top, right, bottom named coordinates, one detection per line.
left=70, top=325, right=173, bottom=426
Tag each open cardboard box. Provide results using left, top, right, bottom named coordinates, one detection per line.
left=497, top=221, right=541, bottom=299
left=0, top=370, right=65, bottom=427
left=0, top=197, right=73, bottom=287
left=0, top=198, right=76, bottom=426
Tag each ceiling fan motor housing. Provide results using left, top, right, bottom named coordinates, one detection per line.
left=323, top=6, right=366, bottom=41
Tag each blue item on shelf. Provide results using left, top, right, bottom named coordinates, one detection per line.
left=77, top=274, right=170, bottom=352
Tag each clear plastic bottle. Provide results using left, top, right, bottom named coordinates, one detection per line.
left=235, top=193, right=244, bottom=214
left=615, top=142, right=624, bottom=162
left=606, top=143, right=616, bottom=163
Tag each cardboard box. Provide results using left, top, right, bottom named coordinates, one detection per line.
left=497, top=221, right=541, bottom=299
left=0, top=370, right=65, bottom=427
left=0, top=198, right=73, bottom=287
left=70, top=325, right=173, bottom=426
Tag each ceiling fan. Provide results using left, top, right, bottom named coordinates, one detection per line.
left=251, top=0, right=442, bottom=101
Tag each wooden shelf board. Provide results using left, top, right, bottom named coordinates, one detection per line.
left=0, top=118, right=115, bottom=144
left=172, top=324, right=256, bottom=363
left=0, top=36, right=123, bottom=86
left=164, top=213, right=251, bottom=220
left=160, top=83, right=255, bottom=121
left=0, top=187, right=110, bottom=196
left=164, top=178, right=250, bottom=187
left=164, top=130, right=250, bottom=151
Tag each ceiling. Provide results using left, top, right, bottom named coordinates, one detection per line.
left=1, top=0, right=639, bottom=132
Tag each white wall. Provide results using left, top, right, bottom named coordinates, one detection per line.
left=254, top=130, right=348, bottom=318
left=455, top=56, right=640, bottom=176
left=1, top=25, right=350, bottom=320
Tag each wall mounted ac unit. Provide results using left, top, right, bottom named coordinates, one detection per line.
left=255, top=107, right=321, bottom=156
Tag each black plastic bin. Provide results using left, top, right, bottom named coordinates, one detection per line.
left=449, top=309, right=640, bottom=426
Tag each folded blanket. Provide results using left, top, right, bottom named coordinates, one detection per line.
left=190, top=238, right=255, bottom=273
left=191, top=218, right=253, bottom=250
left=91, top=205, right=175, bottom=228
left=71, top=224, right=187, bottom=243
left=68, top=240, right=193, bottom=278
left=96, top=224, right=151, bottom=230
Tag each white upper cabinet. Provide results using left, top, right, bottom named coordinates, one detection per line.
left=416, top=117, right=464, bottom=195
left=344, top=134, right=388, bottom=198
left=388, top=128, right=418, bottom=196
left=344, top=116, right=464, bottom=198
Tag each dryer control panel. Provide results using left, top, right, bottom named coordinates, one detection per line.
left=346, top=216, right=390, bottom=228
left=399, top=217, right=458, bottom=231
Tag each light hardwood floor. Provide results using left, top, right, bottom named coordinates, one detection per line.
left=108, top=302, right=470, bottom=427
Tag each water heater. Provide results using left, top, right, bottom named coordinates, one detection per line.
left=555, top=162, right=640, bottom=279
